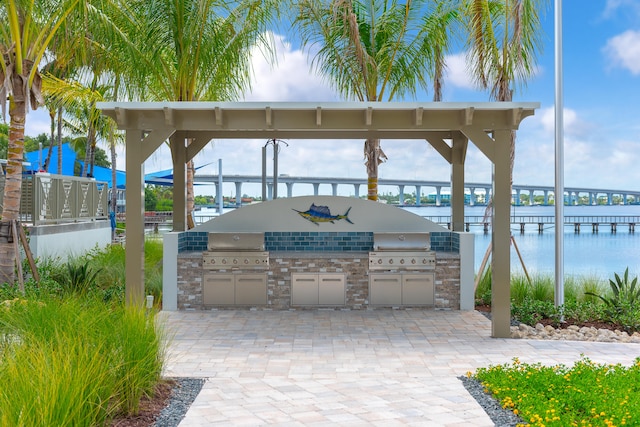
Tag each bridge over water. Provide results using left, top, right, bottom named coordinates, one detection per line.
left=194, top=174, right=640, bottom=207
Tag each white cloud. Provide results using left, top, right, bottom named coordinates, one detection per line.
left=444, top=53, right=476, bottom=90
left=21, top=108, right=52, bottom=137
left=603, top=0, right=640, bottom=18
left=538, top=106, right=591, bottom=138
left=604, top=30, right=640, bottom=75
left=243, top=32, right=339, bottom=102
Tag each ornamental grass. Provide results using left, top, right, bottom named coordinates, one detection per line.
left=472, top=356, right=640, bottom=427
left=0, top=295, right=166, bottom=425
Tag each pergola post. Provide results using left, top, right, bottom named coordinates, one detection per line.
left=125, top=130, right=146, bottom=306
left=491, top=129, right=512, bottom=338
left=171, top=132, right=187, bottom=231
left=451, top=132, right=468, bottom=232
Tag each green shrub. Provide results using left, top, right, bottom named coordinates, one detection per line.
left=511, top=298, right=558, bottom=326
left=574, top=274, right=605, bottom=303
left=63, top=261, right=103, bottom=296
left=586, top=268, right=640, bottom=309
left=475, top=266, right=492, bottom=306
left=530, top=275, right=554, bottom=302
left=510, top=275, right=530, bottom=306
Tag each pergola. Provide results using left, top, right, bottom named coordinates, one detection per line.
left=98, top=101, right=538, bottom=338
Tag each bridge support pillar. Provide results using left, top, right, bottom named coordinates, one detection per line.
left=630, top=223, right=635, bottom=233
left=469, top=187, right=475, bottom=206
left=592, top=223, right=598, bottom=233
left=331, top=183, right=338, bottom=196
left=313, top=183, right=320, bottom=196
left=543, top=190, right=549, bottom=205
left=415, top=186, right=422, bottom=206
left=611, top=223, right=617, bottom=233
left=354, top=184, right=360, bottom=198
left=235, top=182, right=243, bottom=207
left=287, top=183, right=293, bottom=198
left=520, top=223, right=525, bottom=234
left=435, top=186, right=442, bottom=206
left=515, top=189, right=521, bottom=206
left=398, top=185, right=405, bottom=205
left=538, top=223, right=544, bottom=233
left=575, top=223, right=580, bottom=233
left=607, top=193, right=613, bottom=205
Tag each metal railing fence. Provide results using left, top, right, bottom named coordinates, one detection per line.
left=0, top=173, right=109, bottom=225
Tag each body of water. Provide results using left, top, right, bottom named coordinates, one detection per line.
left=403, top=204, right=640, bottom=278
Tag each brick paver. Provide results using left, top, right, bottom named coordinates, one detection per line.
left=161, top=310, right=640, bottom=426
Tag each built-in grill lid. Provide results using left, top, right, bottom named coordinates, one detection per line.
left=372, top=232, right=430, bottom=251
left=207, top=232, right=265, bottom=251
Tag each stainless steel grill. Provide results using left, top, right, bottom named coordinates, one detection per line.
left=203, top=232, right=269, bottom=270
left=368, top=232, right=436, bottom=306
left=368, top=233, right=435, bottom=271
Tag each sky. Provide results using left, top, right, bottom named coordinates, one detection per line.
left=15, top=0, right=640, bottom=198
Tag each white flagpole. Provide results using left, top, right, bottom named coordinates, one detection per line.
left=554, top=0, right=565, bottom=308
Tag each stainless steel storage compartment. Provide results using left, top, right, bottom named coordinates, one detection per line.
left=291, top=273, right=346, bottom=306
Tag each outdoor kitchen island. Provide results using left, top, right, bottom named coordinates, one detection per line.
left=163, top=196, right=475, bottom=312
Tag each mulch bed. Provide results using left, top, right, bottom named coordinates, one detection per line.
left=110, top=379, right=176, bottom=427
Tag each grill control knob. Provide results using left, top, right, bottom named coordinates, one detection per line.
left=389, top=259, right=394, bottom=264
left=233, top=258, right=238, bottom=265
left=400, top=259, right=405, bottom=264
left=411, top=259, right=416, bottom=264
left=422, top=258, right=427, bottom=264
left=221, top=259, right=227, bottom=264
left=210, top=259, right=216, bottom=264
left=244, top=259, right=249, bottom=264
left=377, top=259, right=383, bottom=264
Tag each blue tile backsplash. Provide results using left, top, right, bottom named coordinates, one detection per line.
left=265, top=231, right=373, bottom=252
left=178, top=231, right=459, bottom=253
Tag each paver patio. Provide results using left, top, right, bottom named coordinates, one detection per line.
left=161, top=309, right=640, bottom=426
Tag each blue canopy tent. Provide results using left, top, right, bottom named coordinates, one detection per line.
left=24, top=143, right=166, bottom=189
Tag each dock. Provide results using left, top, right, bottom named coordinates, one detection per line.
left=422, top=215, right=640, bottom=233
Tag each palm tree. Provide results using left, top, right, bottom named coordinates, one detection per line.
left=464, top=0, right=546, bottom=183
left=294, top=0, right=459, bottom=200
left=0, top=0, right=96, bottom=284
left=42, top=73, right=122, bottom=176
left=116, top=0, right=279, bottom=228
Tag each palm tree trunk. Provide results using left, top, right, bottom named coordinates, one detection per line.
left=187, top=160, right=195, bottom=229
left=83, top=128, right=94, bottom=177
left=110, top=133, right=117, bottom=242
left=57, top=107, right=63, bottom=174
left=0, top=95, right=27, bottom=284
left=89, top=140, right=97, bottom=177
left=43, top=109, right=55, bottom=171
left=364, top=138, right=386, bottom=201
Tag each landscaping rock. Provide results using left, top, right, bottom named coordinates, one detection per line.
left=511, top=323, right=640, bottom=343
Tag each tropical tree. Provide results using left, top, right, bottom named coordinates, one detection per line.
left=294, top=0, right=460, bottom=200
left=463, top=0, right=546, bottom=187
left=116, top=0, right=279, bottom=228
left=0, top=0, right=97, bottom=284
left=42, top=73, right=121, bottom=176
